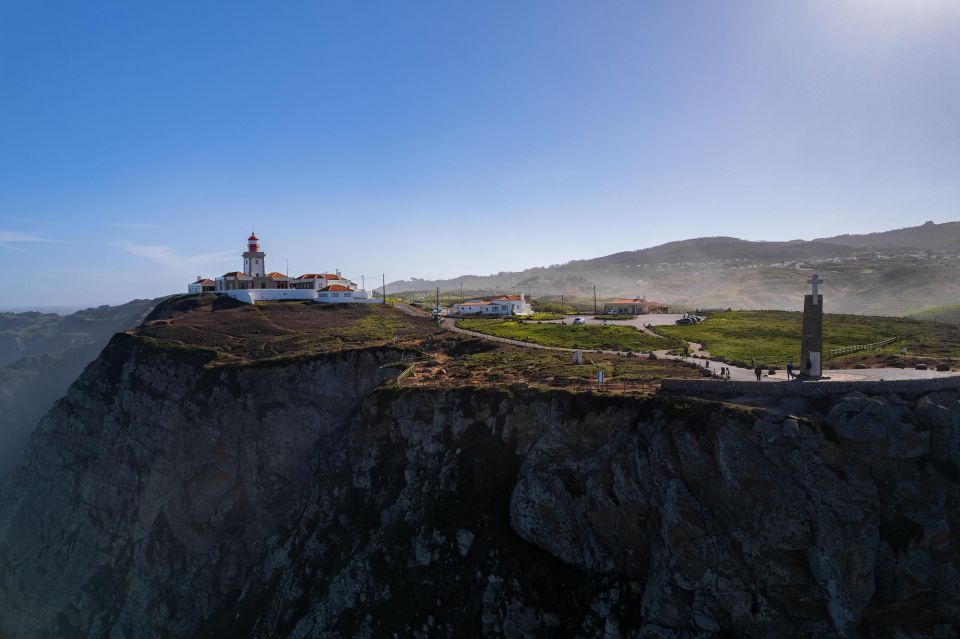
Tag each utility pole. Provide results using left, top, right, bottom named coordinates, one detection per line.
left=593, top=285, right=597, bottom=315
left=460, top=280, right=463, bottom=303
left=382, top=274, right=386, bottom=304
left=361, top=275, right=365, bottom=291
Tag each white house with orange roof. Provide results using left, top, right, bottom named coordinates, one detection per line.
left=290, top=272, right=357, bottom=290
left=604, top=298, right=669, bottom=315
left=453, top=294, right=532, bottom=316
left=188, top=277, right=216, bottom=294
left=189, top=233, right=377, bottom=305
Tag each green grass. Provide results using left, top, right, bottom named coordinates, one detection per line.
left=526, top=312, right=564, bottom=321
left=456, top=318, right=676, bottom=352
left=911, top=304, right=960, bottom=326
left=444, top=349, right=694, bottom=383
left=653, top=310, right=960, bottom=366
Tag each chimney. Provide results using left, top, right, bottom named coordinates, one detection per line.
left=197, top=275, right=202, bottom=281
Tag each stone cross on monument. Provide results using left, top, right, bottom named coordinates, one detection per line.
left=800, top=273, right=824, bottom=378
left=808, top=274, right=824, bottom=305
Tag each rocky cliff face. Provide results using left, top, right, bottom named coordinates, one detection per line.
left=1, top=332, right=959, bottom=638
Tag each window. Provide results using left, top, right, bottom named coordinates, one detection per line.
left=332, top=292, right=340, bottom=297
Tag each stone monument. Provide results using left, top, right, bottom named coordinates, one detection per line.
left=800, top=274, right=823, bottom=378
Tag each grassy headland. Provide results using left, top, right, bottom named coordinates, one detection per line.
left=135, top=296, right=441, bottom=367
left=654, top=310, right=960, bottom=366
left=456, top=318, right=676, bottom=352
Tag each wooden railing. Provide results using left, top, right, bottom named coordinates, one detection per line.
left=827, top=336, right=902, bottom=359
left=395, top=363, right=417, bottom=384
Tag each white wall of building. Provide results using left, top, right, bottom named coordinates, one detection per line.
left=220, top=289, right=380, bottom=305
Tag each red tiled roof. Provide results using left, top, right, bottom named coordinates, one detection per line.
left=296, top=273, right=346, bottom=280
left=194, top=278, right=215, bottom=284
left=491, top=295, right=522, bottom=301
left=610, top=298, right=643, bottom=304
left=266, top=272, right=288, bottom=278
left=222, top=271, right=248, bottom=278
left=320, top=284, right=353, bottom=292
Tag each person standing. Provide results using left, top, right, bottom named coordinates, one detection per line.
left=786, top=361, right=795, bottom=381
left=754, top=365, right=763, bottom=381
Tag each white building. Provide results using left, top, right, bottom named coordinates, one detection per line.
left=189, top=234, right=378, bottom=305
left=453, top=294, right=532, bottom=316
left=187, top=277, right=216, bottom=294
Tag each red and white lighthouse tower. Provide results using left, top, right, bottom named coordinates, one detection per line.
left=242, top=233, right=266, bottom=277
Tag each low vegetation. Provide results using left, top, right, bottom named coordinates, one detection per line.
left=135, top=297, right=441, bottom=367
left=911, top=304, right=960, bottom=326
left=456, top=318, right=677, bottom=352
left=525, top=312, right=564, bottom=321
left=411, top=343, right=699, bottom=390
left=654, top=310, right=960, bottom=366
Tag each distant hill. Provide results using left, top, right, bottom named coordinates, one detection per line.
left=0, top=297, right=164, bottom=475
left=388, top=221, right=960, bottom=315
left=816, top=220, right=960, bottom=251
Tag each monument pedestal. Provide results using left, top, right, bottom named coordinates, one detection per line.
left=800, top=293, right=823, bottom=378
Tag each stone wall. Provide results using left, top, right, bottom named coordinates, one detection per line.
left=660, top=375, right=960, bottom=397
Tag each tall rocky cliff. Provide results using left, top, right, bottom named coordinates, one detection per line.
left=0, top=330, right=959, bottom=638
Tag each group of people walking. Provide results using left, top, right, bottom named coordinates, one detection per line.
left=703, top=356, right=800, bottom=382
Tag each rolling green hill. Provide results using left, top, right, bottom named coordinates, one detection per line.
left=911, top=304, right=960, bottom=326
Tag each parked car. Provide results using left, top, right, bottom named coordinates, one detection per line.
left=675, top=317, right=694, bottom=325
left=572, top=317, right=586, bottom=325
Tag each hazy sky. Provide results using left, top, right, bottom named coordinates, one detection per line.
left=1, top=1, right=959, bottom=306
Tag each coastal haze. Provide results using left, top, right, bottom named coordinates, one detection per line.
left=389, top=220, right=960, bottom=315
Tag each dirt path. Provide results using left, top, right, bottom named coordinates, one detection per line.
left=392, top=302, right=432, bottom=318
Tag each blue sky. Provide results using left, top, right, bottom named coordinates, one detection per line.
left=1, top=1, right=958, bottom=307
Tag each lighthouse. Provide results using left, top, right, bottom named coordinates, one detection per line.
left=243, top=233, right=266, bottom=277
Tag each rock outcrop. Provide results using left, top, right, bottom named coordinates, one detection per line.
left=1, top=332, right=959, bottom=638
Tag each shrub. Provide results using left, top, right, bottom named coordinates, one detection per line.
left=915, top=364, right=928, bottom=371
left=648, top=352, right=658, bottom=360
left=937, top=363, right=951, bottom=372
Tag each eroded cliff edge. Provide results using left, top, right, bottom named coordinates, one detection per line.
left=1, top=323, right=959, bottom=638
